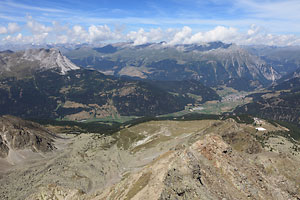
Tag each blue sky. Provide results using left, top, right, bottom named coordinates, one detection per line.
left=1, top=0, right=300, bottom=45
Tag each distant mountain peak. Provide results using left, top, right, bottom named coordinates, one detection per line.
left=65, top=42, right=281, bottom=90
left=22, top=48, right=80, bottom=75
left=0, top=50, right=14, bottom=54
left=0, top=48, right=80, bottom=78
left=292, top=68, right=300, bottom=78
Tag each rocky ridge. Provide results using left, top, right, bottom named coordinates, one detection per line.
left=1, top=118, right=297, bottom=200
left=93, top=126, right=300, bottom=200
left=0, top=48, right=79, bottom=78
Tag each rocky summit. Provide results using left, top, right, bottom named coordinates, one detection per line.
left=1, top=117, right=299, bottom=200
left=0, top=48, right=79, bottom=78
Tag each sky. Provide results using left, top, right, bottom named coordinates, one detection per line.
left=1, top=0, right=300, bottom=46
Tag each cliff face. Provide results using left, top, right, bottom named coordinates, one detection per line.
left=0, top=48, right=79, bottom=78
left=0, top=115, right=56, bottom=162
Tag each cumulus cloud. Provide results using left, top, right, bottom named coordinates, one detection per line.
left=169, top=26, right=192, bottom=45
left=56, top=35, right=69, bottom=44
left=0, top=23, right=21, bottom=34
left=2, top=15, right=300, bottom=46
left=1, top=16, right=123, bottom=44
left=247, top=24, right=260, bottom=36
left=30, top=33, right=49, bottom=44
left=166, top=25, right=300, bottom=46
left=62, top=25, right=89, bottom=43
left=52, top=21, right=69, bottom=34
left=2, top=32, right=46, bottom=44
left=51, top=24, right=122, bottom=44
left=242, top=31, right=300, bottom=46
left=7, top=23, right=21, bottom=33
left=126, top=28, right=165, bottom=45
left=88, top=25, right=118, bottom=42
left=187, top=26, right=238, bottom=44
left=0, top=26, right=7, bottom=34
left=3, top=33, right=23, bottom=43
left=127, top=29, right=148, bottom=45
left=26, top=16, right=52, bottom=34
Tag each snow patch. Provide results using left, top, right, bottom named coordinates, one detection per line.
left=157, top=127, right=171, bottom=136
left=256, top=127, right=266, bottom=131
left=133, top=135, right=153, bottom=147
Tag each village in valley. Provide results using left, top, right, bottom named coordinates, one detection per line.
left=185, top=88, right=250, bottom=115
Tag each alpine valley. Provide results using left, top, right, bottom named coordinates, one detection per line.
left=0, top=42, right=300, bottom=200
left=0, top=48, right=220, bottom=120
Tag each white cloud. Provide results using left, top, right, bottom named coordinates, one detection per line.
left=2, top=33, right=22, bottom=43
left=247, top=24, right=260, bottom=36
left=1, top=16, right=300, bottom=46
left=147, top=28, right=165, bottom=42
left=26, top=16, right=52, bottom=34
left=0, top=26, right=7, bottom=34
left=127, top=29, right=148, bottom=45
left=0, top=23, right=21, bottom=34
left=16, top=33, right=22, bottom=40
left=56, top=35, right=69, bottom=44
left=63, top=25, right=89, bottom=43
left=88, top=25, right=120, bottom=42
left=52, top=21, right=69, bottom=33
left=73, top=25, right=85, bottom=36
left=126, top=28, right=165, bottom=45
left=7, top=23, right=21, bottom=33
left=187, top=26, right=238, bottom=44
left=30, top=33, right=49, bottom=44
left=242, top=31, right=300, bottom=46
left=169, top=26, right=192, bottom=44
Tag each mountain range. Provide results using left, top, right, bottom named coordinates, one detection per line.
left=1, top=42, right=300, bottom=125
left=244, top=45, right=300, bottom=76
left=235, top=67, right=300, bottom=125
left=65, top=42, right=279, bottom=91
left=0, top=42, right=300, bottom=200
left=0, top=48, right=220, bottom=120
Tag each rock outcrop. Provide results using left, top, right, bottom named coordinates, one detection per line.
left=20, top=119, right=300, bottom=200
left=0, top=115, right=56, bottom=162
left=0, top=48, right=79, bottom=78
left=94, top=133, right=300, bottom=200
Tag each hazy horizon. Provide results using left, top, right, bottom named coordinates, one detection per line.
left=1, top=0, right=300, bottom=46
